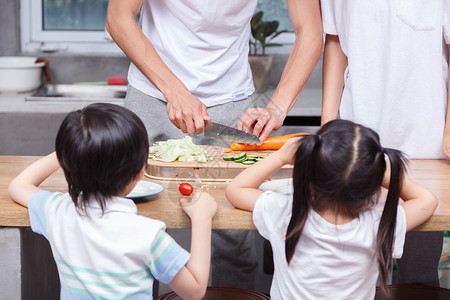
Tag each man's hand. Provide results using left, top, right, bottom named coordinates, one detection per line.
left=237, top=104, right=286, bottom=144
left=166, top=87, right=211, bottom=135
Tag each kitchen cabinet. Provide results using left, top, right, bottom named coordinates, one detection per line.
left=0, top=93, right=124, bottom=155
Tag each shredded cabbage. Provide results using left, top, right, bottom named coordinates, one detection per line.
left=149, top=136, right=211, bottom=163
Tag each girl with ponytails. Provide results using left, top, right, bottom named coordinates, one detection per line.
left=226, top=119, right=438, bottom=299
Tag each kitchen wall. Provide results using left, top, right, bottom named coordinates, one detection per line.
left=0, top=0, right=20, bottom=55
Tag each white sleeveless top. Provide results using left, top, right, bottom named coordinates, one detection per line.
left=128, top=0, right=257, bottom=107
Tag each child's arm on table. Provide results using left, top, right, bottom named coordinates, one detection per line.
left=382, top=169, right=438, bottom=232
left=321, top=34, right=348, bottom=126
left=8, top=152, right=60, bottom=207
left=168, top=192, right=217, bottom=300
left=226, top=137, right=301, bottom=212
left=399, top=178, right=438, bottom=231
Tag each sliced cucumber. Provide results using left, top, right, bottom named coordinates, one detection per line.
left=223, top=155, right=235, bottom=161
left=234, top=157, right=247, bottom=163
left=233, top=152, right=247, bottom=160
left=242, top=160, right=256, bottom=165
left=246, top=155, right=258, bottom=160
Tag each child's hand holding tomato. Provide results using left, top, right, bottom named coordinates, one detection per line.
left=179, top=191, right=217, bottom=222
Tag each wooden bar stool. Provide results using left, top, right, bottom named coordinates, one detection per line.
left=156, top=286, right=270, bottom=300
left=375, top=284, right=450, bottom=299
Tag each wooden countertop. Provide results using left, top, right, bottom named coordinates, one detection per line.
left=1, top=156, right=450, bottom=231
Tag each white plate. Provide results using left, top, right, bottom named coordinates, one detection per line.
left=259, top=178, right=293, bottom=195
left=125, top=180, right=165, bottom=199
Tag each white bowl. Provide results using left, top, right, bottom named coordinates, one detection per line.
left=0, top=56, right=46, bottom=93
left=259, top=178, right=293, bottom=195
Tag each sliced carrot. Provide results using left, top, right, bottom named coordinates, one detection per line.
left=224, top=148, right=233, bottom=153
left=230, top=132, right=309, bottom=151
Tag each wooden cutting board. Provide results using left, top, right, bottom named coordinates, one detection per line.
left=145, top=145, right=292, bottom=181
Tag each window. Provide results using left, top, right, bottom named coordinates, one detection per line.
left=257, top=0, right=292, bottom=32
left=20, top=0, right=293, bottom=55
left=20, top=0, right=123, bottom=55
left=254, top=0, right=294, bottom=55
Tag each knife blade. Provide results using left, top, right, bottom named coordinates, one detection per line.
left=204, top=121, right=261, bottom=144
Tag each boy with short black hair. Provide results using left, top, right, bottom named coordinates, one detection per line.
left=9, top=103, right=217, bottom=299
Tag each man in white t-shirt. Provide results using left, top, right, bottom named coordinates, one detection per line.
left=106, top=0, right=322, bottom=143
left=320, top=0, right=450, bottom=286
left=106, top=0, right=323, bottom=290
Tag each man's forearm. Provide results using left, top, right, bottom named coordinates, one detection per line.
left=269, top=31, right=323, bottom=117
left=269, top=0, right=323, bottom=117
left=106, top=0, right=187, bottom=100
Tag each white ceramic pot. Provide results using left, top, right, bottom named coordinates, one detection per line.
left=0, top=56, right=46, bottom=93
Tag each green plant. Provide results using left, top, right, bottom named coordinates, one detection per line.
left=249, top=11, right=287, bottom=56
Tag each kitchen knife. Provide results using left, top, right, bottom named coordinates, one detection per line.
left=204, top=121, right=261, bottom=144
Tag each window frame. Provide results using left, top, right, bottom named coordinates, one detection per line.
left=20, top=0, right=123, bottom=55
left=20, top=0, right=294, bottom=56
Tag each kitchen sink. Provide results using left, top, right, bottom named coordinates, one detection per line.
left=25, top=84, right=126, bottom=103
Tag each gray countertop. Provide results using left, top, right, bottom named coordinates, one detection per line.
left=0, top=87, right=321, bottom=116
left=0, top=92, right=124, bottom=114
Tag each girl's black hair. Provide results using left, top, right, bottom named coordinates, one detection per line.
left=285, top=119, right=406, bottom=293
left=55, top=103, right=149, bottom=213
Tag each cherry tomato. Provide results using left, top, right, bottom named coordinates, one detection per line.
left=179, top=183, right=194, bottom=196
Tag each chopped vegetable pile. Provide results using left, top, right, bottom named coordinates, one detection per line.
left=149, top=136, right=211, bottom=163
left=223, top=152, right=267, bottom=165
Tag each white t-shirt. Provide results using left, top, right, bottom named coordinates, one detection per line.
left=321, top=0, right=450, bottom=158
left=128, top=0, right=257, bottom=107
left=28, top=191, right=190, bottom=299
left=253, top=191, right=407, bottom=300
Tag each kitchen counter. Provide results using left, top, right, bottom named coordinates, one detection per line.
left=0, top=91, right=124, bottom=114
left=0, top=87, right=321, bottom=116
left=0, top=155, right=253, bottom=229
left=2, top=155, right=450, bottom=231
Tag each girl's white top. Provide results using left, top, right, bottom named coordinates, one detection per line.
left=321, top=0, right=450, bottom=158
left=128, top=0, right=257, bottom=107
left=254, top=191, right=407, bottom=300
